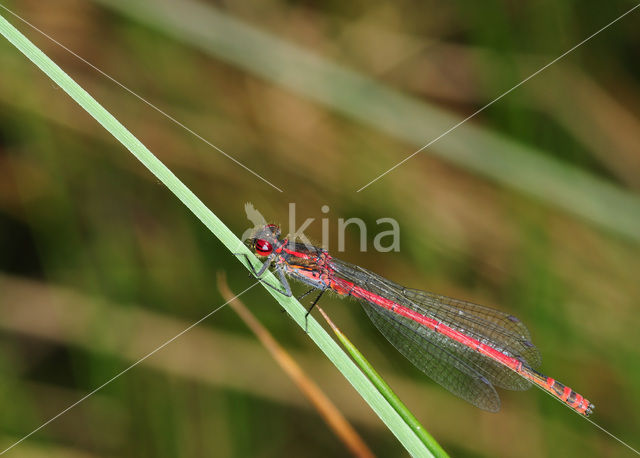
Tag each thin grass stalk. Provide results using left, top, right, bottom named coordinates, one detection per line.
left=0, top=12, right=437, bottom=456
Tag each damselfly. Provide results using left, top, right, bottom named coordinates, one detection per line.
left=240, top=224, right=594, bottom=416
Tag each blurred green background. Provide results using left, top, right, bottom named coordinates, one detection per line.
left=1, top=0, right=639, bottom=456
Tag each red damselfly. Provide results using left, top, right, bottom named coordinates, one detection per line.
left=240, top=224, right=594, bottom=416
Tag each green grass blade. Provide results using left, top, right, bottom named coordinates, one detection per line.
left=94, top=0, right=640, bottom=243
left=0, top=12, right=435, bottom=456
left=318, top=307, right=449, bottom=458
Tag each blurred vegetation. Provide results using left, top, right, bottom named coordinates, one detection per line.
left=1, top=0, right=639, bottom=456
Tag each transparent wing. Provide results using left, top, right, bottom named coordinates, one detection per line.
left=400, top=287, right=541, bottom=368
left=330, top=258, right=537, bottom=391
left=361, top=300, right=502, bottom=412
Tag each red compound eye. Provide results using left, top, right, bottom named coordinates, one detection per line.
left=254, top=239, right=273, bottom=255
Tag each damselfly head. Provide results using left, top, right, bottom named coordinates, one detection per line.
left=246, top=224, right=282, bottom=257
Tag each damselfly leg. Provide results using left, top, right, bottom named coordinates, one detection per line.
left=234, top=252, right=293, bottom=296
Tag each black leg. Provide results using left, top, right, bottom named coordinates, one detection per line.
left=275, top=267, right=293, bottom=297
left=304, top=288, right=326, bottom=332
left=233, top=252, right=273, bottom=277
left=296, top=288, right=315, bottom=301
left=233, top=253, right=292, bottom=296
